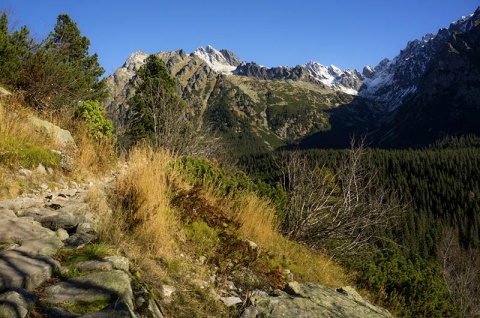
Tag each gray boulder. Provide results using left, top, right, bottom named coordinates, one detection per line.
left=29, top=116, right=76, bottom=151
left=242, top=281, right=392, bottom=318
left=0, top=211, right=63, bottom=256
left=75, top=257, right=128, bottom=272
left=0, top=250, right=59, bottom=290
left=0, top=288, right=38, bottom=318
left=0, top=198, right=38, bottom=213
left=43, top=270, right=134, bottom=310
left=40, top=212, right=85, bottom=231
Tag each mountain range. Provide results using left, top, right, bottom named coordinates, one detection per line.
left=104, top=6, right=480, bottom=152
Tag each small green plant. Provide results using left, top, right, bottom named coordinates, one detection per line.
left=185, top=221, right=219, bottom=258
left=39, top=299, right=111, bottom=315
left=57, top=243, right=115, bottom=267
left=174, top=156, right=287, bottom=214
left=75, top=100, right=114, bottom=141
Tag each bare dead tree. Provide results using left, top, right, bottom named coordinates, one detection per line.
left=439, top=227, right=480, bottom=318
left=279, top=138, right=404, bottom=254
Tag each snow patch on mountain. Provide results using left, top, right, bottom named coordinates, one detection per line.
left=192, top=45, right=239, bottom=75
left=304, top=61, right=362, bottom=95
left=122, top=50, right=149, bottom=74
left=358, top=8, right=479, bottom=111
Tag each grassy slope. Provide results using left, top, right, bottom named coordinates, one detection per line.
left=96, top=147, right=350, bottom=317
left=0, top=93, right=351, bottom=317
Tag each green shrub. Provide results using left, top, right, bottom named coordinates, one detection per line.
left=347, top=248, right=456, bottom=317
left=75, top=100, right=113, bottom=141
left=174, top=156, right=287, bottom=217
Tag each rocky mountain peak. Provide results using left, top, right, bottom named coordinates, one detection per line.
left=219, top=48, right=241, bottom=67
left=358, top=7, right=480, bottom=111
left=122, top=50, right=148, bottom=73
left=362, top=66, right=375, bottom=79
left=192, top=45, right=240, bottom=74
left=304, top=61, right=363, bottom=94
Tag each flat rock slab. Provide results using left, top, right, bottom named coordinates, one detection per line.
left=40, top=212, right=85, bottom=231
left=0, top=288, right=38, bottom=318
left=0, top=250, right=59, bottom=291
left=0, top=214, right=63, bottom=256
left=244, top=282, right=392, bottom=318
left=0, top=214, right=54, bottom=243
left=43, top=270, right=134, bottom=310
left=58, top=203, right=90, bottom=216
left=17, top=207, right=59, bottom=222
left=221, top=296, right=242, bottom=307
left=0, top=209, right=16, bottom=219
left=0, top=198, right=39, bottom=212
left=76, top=256, right=129, bottom=273
left=15, top=235, right=63, bottom=257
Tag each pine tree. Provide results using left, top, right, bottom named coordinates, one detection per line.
left=0, top=12, right=32, bottom=86
left=127, top=54, right=199, bottom=155
left=23, top=14, right=106, bottom=112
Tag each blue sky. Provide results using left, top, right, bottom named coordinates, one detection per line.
left=1, top=1, right=477, bottom=75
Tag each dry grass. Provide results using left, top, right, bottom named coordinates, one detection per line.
left=233, top=192, right=348, bottom=287
left=234, top=192, right=279, bottom=250
left=73, top=131, right=116, bottom=179
left=276, top=238, right=349, bottom=287
left=109, top=146, right=182, bottom=259
left=0, top=95, right=35, bottom=143
left=90, top=145, right=350, bottom=317
left=0, top=95, right=61, bottom=197
left=192, top=170, right=349, bottom=288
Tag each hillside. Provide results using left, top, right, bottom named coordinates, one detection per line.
left=0, top=90, right=394, bottom=317
left=2, top=6, right=480, bottom=317
left=104, top=49, right=358, bottom=154
left=105, top=7, right=480, bottom=152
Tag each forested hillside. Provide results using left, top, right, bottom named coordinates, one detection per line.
left=240, top=136, right=480, bottom=317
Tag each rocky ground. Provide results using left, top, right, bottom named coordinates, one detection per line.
left=0, top=172, right=392, bottom=318
left=0, top=175, right=164, bottom=317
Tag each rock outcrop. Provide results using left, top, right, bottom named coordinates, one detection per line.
left=242, top=282, right=392, bottom=318
left=29, top=116, right=76, bottom=151
left=0, top=181, right=163, bottom=318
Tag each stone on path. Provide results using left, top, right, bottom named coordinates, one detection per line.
left=0, top=198, right=39, bottom=213
left=0, top=288, right=38, bottom=318
left=43, top=270, right=134, bottom=310
left=242, top=281, right=392, bottom=318
left=0, top=250, right=59, bottom=291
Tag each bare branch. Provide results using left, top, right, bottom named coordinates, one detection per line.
left=278, top=138, right=404, bottom=255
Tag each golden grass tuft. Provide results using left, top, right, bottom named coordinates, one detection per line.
left=276, top=238, right=349, bottom=287
left=235, top=192, right=279, bottom=250
left=73, top=131, right=116, bottom=179
left=110, top=146, right=182, bottom=259
left=0, top=96, right=34, bottom=142
left=233, top=192, right=348, bottom=287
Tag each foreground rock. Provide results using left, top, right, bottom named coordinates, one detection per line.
left=0, top=185, right=163, bottom=318
left=43, top=270, right=134, bottom=309
left=242, top=281, right=392, bottom=318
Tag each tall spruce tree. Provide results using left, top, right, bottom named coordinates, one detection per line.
left=127, top=54, right=195, bottom=154
left=24, top=14, right=106, bottom=112
left=0, top=12, right=32, bottom=86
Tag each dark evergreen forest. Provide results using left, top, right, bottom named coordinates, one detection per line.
left=239, top=135, right=480, bottom=317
